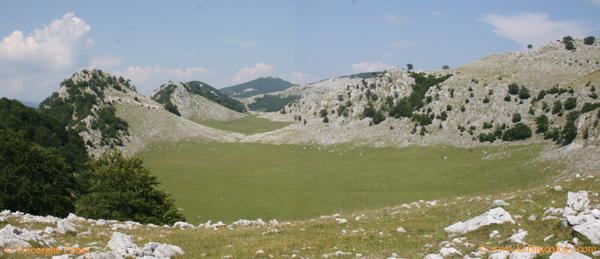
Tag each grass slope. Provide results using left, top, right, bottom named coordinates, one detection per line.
left=138, top=142, right=559, bottom=225
left=192, top=114, right=293, bottom=135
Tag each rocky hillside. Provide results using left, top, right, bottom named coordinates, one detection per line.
left=150, top=81, right=245, bottom=122
left=244, top=38, right=600, bottom=148
left=220, top=76, right=296, bottom=98
left=40, top=70, right=242, bottom=157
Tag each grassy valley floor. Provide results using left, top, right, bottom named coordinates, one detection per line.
left=192, top=114, right=293, bottom=135
left=137, top=142, right=562, bottom=225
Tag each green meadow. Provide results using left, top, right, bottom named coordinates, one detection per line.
left=138, top=141, right=560, bottom=225
left=193, top=114, right=293, bottom=134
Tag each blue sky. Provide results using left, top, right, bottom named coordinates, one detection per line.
left=1, top=0, right=599, bottom=103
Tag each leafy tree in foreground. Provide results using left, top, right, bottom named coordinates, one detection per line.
left=0, top=129, right=76, bottom=217
left=76, top=151, right=185, bottom=225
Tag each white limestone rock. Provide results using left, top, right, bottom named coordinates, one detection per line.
left=96, top=219, right=109, bottom=227
left=563, top=191, right=590, bottom=217
left=444, top=208, right=514, bottom=234
left=423, top=254, right=444, bottom=259
left=488, top=251, right=510, bottom=259
left=66, top=213, right=86, bottom=222
left=152, top=244, right=185, bottom=258
left=173, top=221, right=195, bottom=229
left=491, top=200, right=510, bottom=207
left=509, top=229, right=527, bottom=244
left=76, top=251, right=124, bottom=259
left=548, top=241, right=591, bottom=259
left=396, top=227, right=406, bottom=233
left=572, top=218, right=600, bottom=245
left=57, top=219, right=78, bottom=234
left=107, top=232, right=137, bottom=256
left=439, top=247, right=462, bottom=257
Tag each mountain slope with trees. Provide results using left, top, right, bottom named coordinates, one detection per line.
left=220, top=77, right=296, bottom=98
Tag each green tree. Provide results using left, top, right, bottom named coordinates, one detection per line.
left=0, top=129, right=76, bottom=217
left=564, top=97, right=577, bottom=110
left=502, top=123, right=532, bottom=141
left=552, top=100, right=563, bottom=114
left=535, top=115, right=549, bottom=133
left=442, top=65, right=450, bottom=70
left=372, top=111, right=386, bottom=125
left=76, top=151, right=185, bottom=225
left=527, top=44, right=533, bottom=49
left=508, top=83, right=519, bottom=95
left=319, top=109, right=328, bottom=118
left=407, top=63, right=413, bottom=71
left=512, top=113, right=522, bottom=123
left=584, top=36, right=595, bottom=45
left=518, top=86, right=530, bottom=99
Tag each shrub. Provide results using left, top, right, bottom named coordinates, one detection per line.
left=483, top=122, right=493, bottom=129
left=518, top=86, right=530, bottom=99
left=362, top=107, right=376, bottom=119
left=460, top=105, right=465, bottom=112
left=164, top=101, right=180, bottom=116
left=535, top=115, right=549, bottom=133
left=478, top=132, right=496, bottom=143
left=76, top=151, right=186, bottom=225
left=0, top=129, right=76, bottom=218
left=582, top=102, right=600, bottom=113
left=565, top=41, right=574, bottom=50
left=537, top=90, right=547, bottom=100
left=502, top=123, right=532, bottom=141
left=584, top=36, right=595, bottom=45
left=442, top=65, right=450, bottom=70
left=544, top=128, right=560, bottom=141
left=504, top=95, right=511, bottom=102
left=372, top=111, right=386, bottom=125
left=561, top=122, right=577, bottom=145
left=483, top=97, right=490, bottom=103
left=437, top=111, right=448, bottom=121
left=323, top=116, right=329, bottom=123
left=446, top=105, right=452, bottom=111
left=508, top=83, right=519, bottom=95
left=512, top=113, right=521, bottom=123
left=564, top=97, right=577, bottom=110
left=552, top=100, right=562, bottom=114
left=319, top=109, right=328, bottom=118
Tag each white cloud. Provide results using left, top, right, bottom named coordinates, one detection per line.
left=231, top=63, right=274, bottom=83
left=89, top=57, right=125, bottom=70
left=388, top=40, right=419, bottom=48
left=290, top=72, right=318, bottom=85
left=384, top=14, right=418, bottom=25
left=350, top=61, right=390, bottom=73
left=114, top=65, right=213, bottom=94
left=223, top=39, right=256, bottom=48
left=0, top=12, right=92, bottom=77
left=480, top=12, right=594, bottom=48
left=432, top=11, right=442, bottom=16
left=588, top=0, right=600, bottom=5
left=382, top=53, right=397, bottom=58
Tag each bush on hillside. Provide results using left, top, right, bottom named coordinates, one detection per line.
left=537, top=90, right=547, bottom=100
left=502, top=123, right=532, bottom=141
left=552, top=100, right=563, bottom=114
left=372, top=111, right=386, bottom=125
left=581, top=102, right=600, bottom=113
left=512, top=113, right=521, bottom=123
left=564, top=97, right=577, bottom=110
left=584, top=36, right=595, bottom=45
left=76, top=151, right=186, bottom=225
left=535, top=115, right=549, bottom=134
left=508, top=83, right=519, bottom=95
left=0, top=129, right=76, bottom=218
left=518, top=86, right=530, bottom=99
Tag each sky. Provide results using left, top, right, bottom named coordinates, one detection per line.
left=1, top=0, right=599, bottom=103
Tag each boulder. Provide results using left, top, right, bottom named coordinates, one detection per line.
left=439, top=247, right=462, bottom=257
left=563, top=191, right=590, bottom=217
left=173, top=221, right=195, bottom=229
left=444, top=208, right=514, bottom=234
left=396, top=227, right=406, bottom=233
left=509, top=229, right=527, bottom=244
left=488, top=251, right=510, bottom=259
left=66, top=213, right=86, bottom=222
left=572, top=218, right=600, bottom=245
left=76, top=251, right=124, bottom=259
left=152, top=244, right=185, bottom=258
left=56, top=219, right=78, bottom=234
left=548, top=241, right=591, bottom=259
left=96, top=219, right=109, bottom=227
left=491, top=200, right=510, bottom=207
left=107, top=232, right=137, bottom=256
left=423, top=254, right=443, bottom=259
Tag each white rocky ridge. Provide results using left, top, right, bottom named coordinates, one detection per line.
left=444, top=207, right=515, bottom=234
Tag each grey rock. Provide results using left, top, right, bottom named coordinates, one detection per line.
left=57, top=219, right=78, bottom=234
left=107, top=232, right=137, bottom=256
left=559, top=218, right=569, bottom=228
left=96, top=219, right=109, bottom=227
left=0, top=238, right=31, bottom=248
left=153, top=244, right=185, bottom=258
left=444, top=208, right=514, bottom=234
left=488, top=251, right=510, bottom=259
left=423, top=254, right=443, bottom=259
left=548, top=241, right=591, bottom=259
left=76, top=251, right=124, bottom=259
left=573, top=218, right=600, bottom=245
left=563, top=191, right=590, bottom=217
left=491, top=200, right=510, bottom=207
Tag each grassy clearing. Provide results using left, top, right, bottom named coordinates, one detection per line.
left=137, top=142, right=561, bottom=225
left=3, top=167, right=597, bottom=259
left=191, top=114, right=293, bottom=135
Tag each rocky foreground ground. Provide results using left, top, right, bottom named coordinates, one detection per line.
left=1, top=173, right=599, bottom=259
